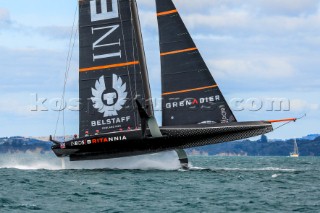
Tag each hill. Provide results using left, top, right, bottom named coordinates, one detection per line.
left=0, top=137, right=51, bottom=153
left=187, top=135, right=320, bottom=156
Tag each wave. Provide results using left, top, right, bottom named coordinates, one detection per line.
left=0, top=150, right=181, bottom=170
left=0, top=151, right=298, bottom=172
left=208, top=167, right=296, bottom=172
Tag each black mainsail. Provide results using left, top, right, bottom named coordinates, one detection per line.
left=79, top=0, right=151, bottom=137
left=156, top=0, right=236, bottom=126
left=50, top=0, right=296, bottom=168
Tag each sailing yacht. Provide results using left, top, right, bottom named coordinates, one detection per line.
left=290, top=139, right=299, bottom=157
left=50, top=0, right=296, bottom=168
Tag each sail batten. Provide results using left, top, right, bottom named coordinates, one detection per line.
left=157, top=9, right=178, bottom=16
left=162, top=85, right=218, bottom=96
left=160, top=47, right=197, bottom=56
left=79, top=61, right=139, bottom=72
left=156, top=0, right=237, bottom=126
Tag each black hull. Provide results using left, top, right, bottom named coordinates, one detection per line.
left=52, top=121, right=273, bottom=161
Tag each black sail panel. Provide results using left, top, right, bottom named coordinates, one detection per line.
left=156, top=0, right=237, bottom=126
left=79, top=0, right=145, bottom=136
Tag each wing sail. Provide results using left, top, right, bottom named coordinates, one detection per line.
left=79, top=0, right=147, bottom=136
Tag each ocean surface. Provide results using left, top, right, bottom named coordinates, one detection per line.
left=0, top=152, right=319, bottom=212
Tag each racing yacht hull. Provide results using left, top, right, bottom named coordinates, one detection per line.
left=52, top=121, right=273, bottom=161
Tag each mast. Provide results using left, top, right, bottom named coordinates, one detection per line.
left=130, top=0, right=154, bottom=116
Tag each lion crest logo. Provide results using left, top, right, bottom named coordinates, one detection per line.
left=91, top=74, right=127, bottom=117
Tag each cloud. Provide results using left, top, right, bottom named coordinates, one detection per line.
left=172, top=0, right=320, bottom=16
left=209, top=57, right=295, bottom=79
left=0, top=7, right=73, bottom=41
left=0, top=93, right=35, bottom=117
left=0, top=8, right=9, bottom=20
left=184, top=10, right=250, bottom=31
left=181, top=7, right=320, bottom=37
left=137, top=0, right=320, bottom=99
left=0, top=91, right=79, bottom=137
left=0, top=8, right=11, bottom=27
left=139, top=10, right=158, bottom=30
left=135, top=0, right=318, bottom=41
left=0, top=46, right=78, bottom=93
left=37, top=26, right=74, bottom=40
left=138, top=0, right=156, bottom=8
left=248, top=0, right=320, bottom=16
left=290, top=99, right=320, bottom=113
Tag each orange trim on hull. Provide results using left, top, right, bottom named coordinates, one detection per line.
left=268, top=118, right=297, bottom=123
left=79, top=61, right=139, bottom=72
left=160, top=47, right=198, bottom=56
left=162, top=85, right=218, bottom=96
left=157, top=9, right=178, bottom=17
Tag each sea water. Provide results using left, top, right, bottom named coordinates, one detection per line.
left=0, top=152, right=319, bottom=212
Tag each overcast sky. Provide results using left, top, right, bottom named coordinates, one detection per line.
left=0, top=0, right=319, bottom=139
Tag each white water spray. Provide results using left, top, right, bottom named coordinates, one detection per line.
left=0, top=150, right=62, bottom=170
left=0, top=150, right=181, bottom=170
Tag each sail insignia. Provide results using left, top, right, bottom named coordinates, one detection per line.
left=91, top=74, right=128, bottom=117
